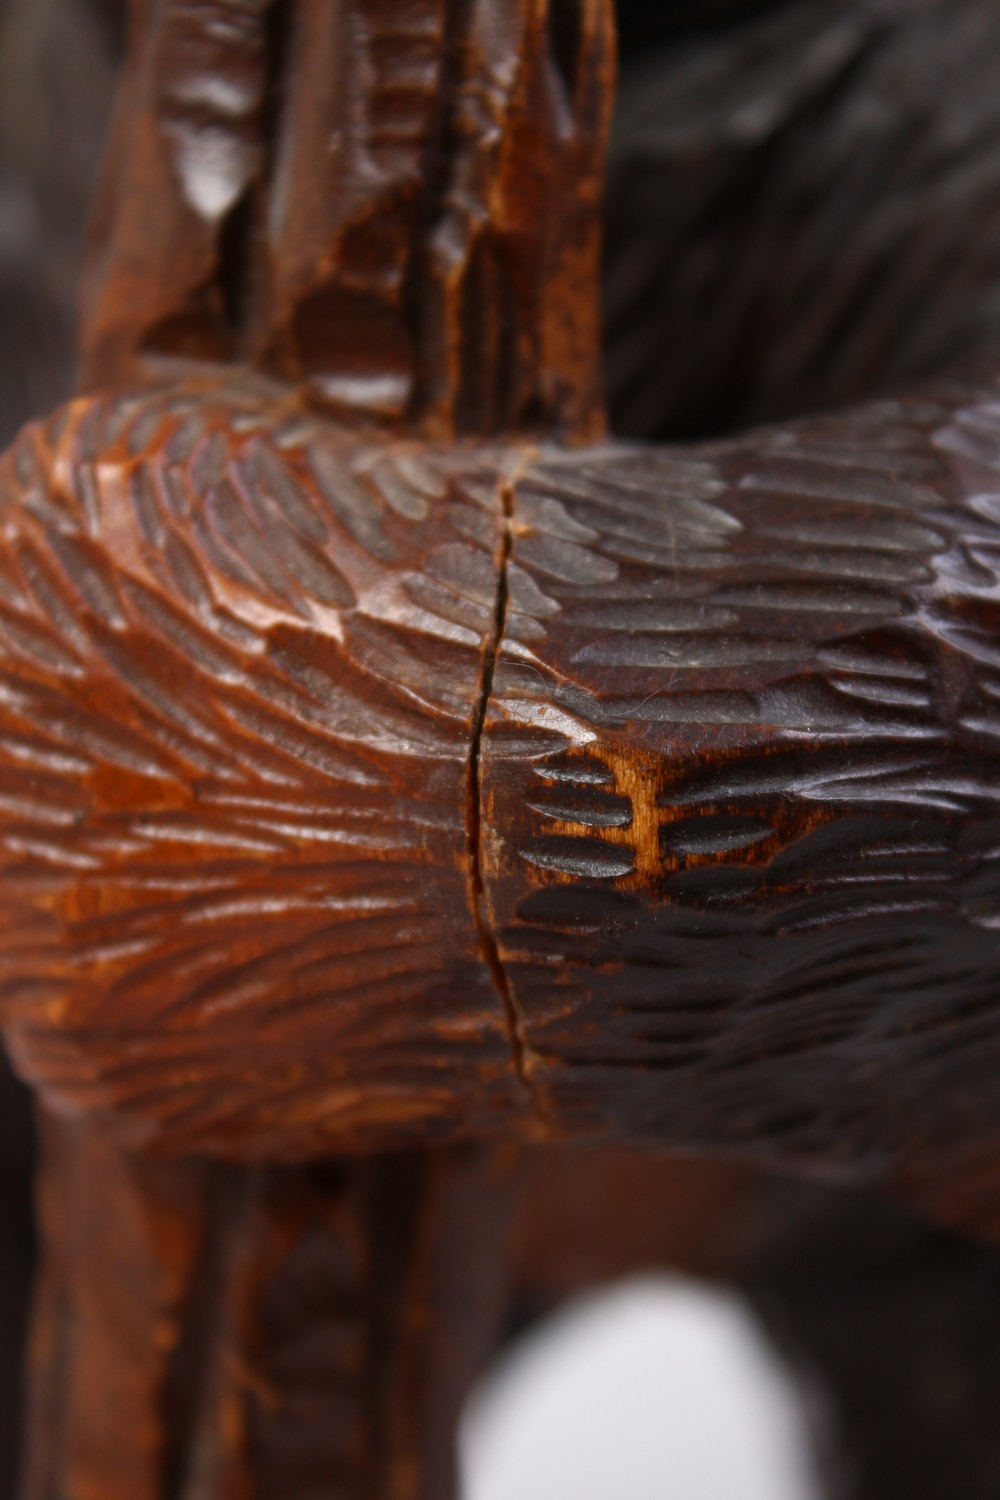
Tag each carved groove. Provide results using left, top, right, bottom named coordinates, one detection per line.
left=0, top=377, right=524, bottom=1157
left=163, top=1168, right=257, bottom=1500
left=466, top=457, right=537, bottom=1114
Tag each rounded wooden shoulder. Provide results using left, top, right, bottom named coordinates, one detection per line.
left=0, top=373, right=529, bottom=1155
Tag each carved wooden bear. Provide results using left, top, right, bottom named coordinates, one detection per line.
left=5, top=2, right=1000, bottom=1498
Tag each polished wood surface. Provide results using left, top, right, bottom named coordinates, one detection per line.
left=5, top=362, right=1000, bottom=1231
left=24, top=1124, right=515, bottom=1500
left=2, top=2, right=1000, bottom=1497
left=80, top=0, right=613, bottom=440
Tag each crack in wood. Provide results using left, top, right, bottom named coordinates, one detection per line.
left=466, top=455, right=541, bottom=1118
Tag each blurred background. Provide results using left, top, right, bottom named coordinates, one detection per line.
left=461, top=1274, right=822, bottom=1500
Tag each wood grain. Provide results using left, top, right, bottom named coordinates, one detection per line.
left=605, top=0, right=1000, bottom=439
left=4, top=361, right=1000, bottom=1221
left=0, top=373, right=527, bottom=1157
left=482, top=367, right=1000, bottom=1209
left=6, top=5, right=1000, bottom=1499
left=80, top=0, right=614, bottom=441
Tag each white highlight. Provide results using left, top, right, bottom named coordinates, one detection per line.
left=461, top=1275, right=823, bottom=1500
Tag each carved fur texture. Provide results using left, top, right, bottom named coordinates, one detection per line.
left=606, top=0, right=1000, bottom=438
left=0, top=372, right=526, bottom=1156
left=2, top=364, right=1000, bottom=1211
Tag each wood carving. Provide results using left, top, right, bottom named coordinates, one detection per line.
left=2, top=0, right=1000, bottom=1496
left=80, top=0, right=612, bottom=438
left=606, top=0, right=1000, bottom=438
left=24, top=1119, right=516, bottom=1500
left=0, top=374, right=531, bottom=1156
left=6, top=363, right=1000, bottom=1212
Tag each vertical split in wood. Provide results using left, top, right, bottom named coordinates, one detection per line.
left=79, top=0, right=272, bottom=381
left=35, top=4, right=616, bottom=1494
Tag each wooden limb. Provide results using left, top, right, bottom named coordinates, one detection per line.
left=5, top=356, right=1000, bottom=1232
left=479, top=366, right=1000, bottom=1223
left=22, top=1114, right=213, bottom=1500
left=500, top=1148, right=1000, bottom=1500
left=360, top=1148, right=519, bottom=1500
left=740, top=1183, right=1000, bottom=1500
left=21, top=1116, right=516, bottom=1500
left=81, top=0, right=615, bottom=440
left=79, top=0, right=272, bottom=383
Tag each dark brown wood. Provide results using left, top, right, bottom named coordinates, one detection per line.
left=23, top=1115, right=516, bottom=1500
left=80, top=0, right=614, bottom=440
left=5, top=354, right=1000, bottom=1231
left=605, top=0, right=1000, bottom=440
left=481, top=372, right=1000, bottom=1223
left=4, top=2, right=1000, bottom=1497
left=0, top=372, right=529, bottom=1159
